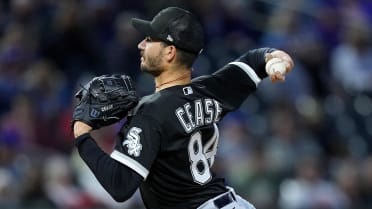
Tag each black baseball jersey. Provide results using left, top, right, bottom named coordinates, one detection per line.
left=110, top=55, right=265, bottom=209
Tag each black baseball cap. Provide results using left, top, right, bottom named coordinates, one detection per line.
left=131, top=7, right=204, bottom=54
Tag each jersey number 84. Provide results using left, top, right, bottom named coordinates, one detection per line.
left=187, top=123, right=219, bottom=185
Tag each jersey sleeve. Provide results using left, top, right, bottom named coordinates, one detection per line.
left=192, top=47, right=275, bottom=111
left=75, top=133, right=143, bottom=202
left=110, top=114, right=161, bottom=180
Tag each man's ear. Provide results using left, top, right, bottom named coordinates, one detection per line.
left=164, top=45, right=177, bottom=62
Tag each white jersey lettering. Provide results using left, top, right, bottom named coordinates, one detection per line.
left=175, top=98, right=223, bottom=133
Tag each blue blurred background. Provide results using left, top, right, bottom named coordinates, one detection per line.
left=0, top=0, right=372, bottom=209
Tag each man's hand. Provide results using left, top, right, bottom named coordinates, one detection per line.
left=73, top=121, right=93, bottom=138
left=265, top=50, right=294, bottom=83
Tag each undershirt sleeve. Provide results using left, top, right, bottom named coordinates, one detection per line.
left=75, top=133, right=143, bottom=202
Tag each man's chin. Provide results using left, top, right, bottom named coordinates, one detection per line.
left=140, top=64, right=149, bottom=72
left=140, top=66, right=161, bottom=76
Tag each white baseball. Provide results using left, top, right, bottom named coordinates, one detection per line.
left=265, top=57, right=286, bottom=75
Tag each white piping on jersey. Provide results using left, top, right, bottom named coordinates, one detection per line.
left=110, top=150, right=149, bottom=179
left=229, top=61, right=261, bottom=86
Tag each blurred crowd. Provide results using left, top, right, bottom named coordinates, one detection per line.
left=0, top=0, right=371, bottom=209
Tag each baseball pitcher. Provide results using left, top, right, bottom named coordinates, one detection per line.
left=72, top=7, right=294, bottom=209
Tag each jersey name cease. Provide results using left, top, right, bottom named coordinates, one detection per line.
left=175, top=98, right=222, bottom=133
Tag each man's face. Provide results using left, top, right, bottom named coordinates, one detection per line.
left=138, top=37, right=166, bottom=76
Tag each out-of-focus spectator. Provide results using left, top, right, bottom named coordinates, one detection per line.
left=332, top=158, right=364, bottom=208
left=0, top=94, right=36, bottom=148
left=218, top=113, right=254, bottom=189
left=21, top=59, right=72, bottom=151
left=264, top=102, right=321, bottom=177
left=279, top=155, right=349, bottom=209
left=43, top=154, right=96, bottom=209
left=104, top=11, right=141, bottom=79
left=330, top=20, right=372, bottom=93
left=0, top=23, right=32, bottom=112
left=18, top=158, right=55, bottom=209
left=40, top=1, right=103, bottom=83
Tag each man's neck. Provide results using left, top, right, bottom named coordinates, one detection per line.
left=155, top=69, right=191, bottom=92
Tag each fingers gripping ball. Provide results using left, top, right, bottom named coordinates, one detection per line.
left=72, top=74, right=139, bottom=130
left=265, top=57, right=286, bottom=75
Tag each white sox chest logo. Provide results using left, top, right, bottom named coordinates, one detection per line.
left=122, top=127, right=142, bottom=157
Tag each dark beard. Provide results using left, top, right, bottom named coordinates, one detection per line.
left=141, top=64, right=162, bottom=76
left=140, top=52, right=163, bottom=76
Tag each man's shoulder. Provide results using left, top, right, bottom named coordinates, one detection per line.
left=132, top=90, right=184, bottom=116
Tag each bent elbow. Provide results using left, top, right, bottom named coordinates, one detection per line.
left=111, top=193, right=131, bottom=202
left=108, top=187, right=137, bottom=202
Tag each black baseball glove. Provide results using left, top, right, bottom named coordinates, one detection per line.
left=72, top=74, right=139, bottom=130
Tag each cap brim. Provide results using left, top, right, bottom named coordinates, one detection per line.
left=131, top=18, right=155, bottom=37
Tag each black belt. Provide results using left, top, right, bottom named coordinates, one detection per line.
left=213, top=191, right=236, bottom=209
